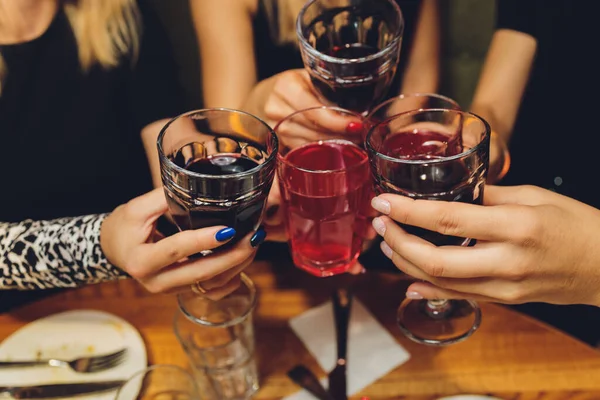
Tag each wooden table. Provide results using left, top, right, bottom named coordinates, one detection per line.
left=1, top=260, right=600, bottom=399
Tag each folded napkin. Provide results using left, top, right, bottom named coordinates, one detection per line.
left=285, top=298, right=410, bottom=399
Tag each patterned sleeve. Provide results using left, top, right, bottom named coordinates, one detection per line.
left=0, top=214, right=128, bottom=290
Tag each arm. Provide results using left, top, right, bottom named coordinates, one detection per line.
left=0, top=215, right=126, bottom=290
left=191, top=0, right=258, bottom=109
left=399, top=0, right=441, bottom=94
left=469, top=29, right=537, bottom=145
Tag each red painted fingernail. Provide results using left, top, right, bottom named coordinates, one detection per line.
left=346, top=121, right=364, bottom=135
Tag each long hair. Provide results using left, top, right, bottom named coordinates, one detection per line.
left=0, top=0, right=141, bottom=95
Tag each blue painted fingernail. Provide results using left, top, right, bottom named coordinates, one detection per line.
left=215, top=227, right=236, bottom=242
left=250, top=228, right=267, bottom=248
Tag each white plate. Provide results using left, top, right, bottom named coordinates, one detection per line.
left=438, top=396, right=504, bottom=400
left=0, top=309, right=147, bottom=399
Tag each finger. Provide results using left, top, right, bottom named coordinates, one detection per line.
left=202, top=275, right=242, bottom=301
left=372, top=193, right=524, bottom=242
left=127, top=188, right=169, bottom=220
left=379, top=240, right=436, bottom=282
left=200, top=253, right=254, bottom=291
left=277, top=119, right=340, bottom=147
left=405, top=282, right=500, bottom=303
left=346, top=261, right=366, bottom=275
left=263, top=224, right=288, bottom=242
left=376, top=216, right=511, bottom=279
left=264, top=176, right=283, bottom=226
left=133, top=225, right=234, bottom=274
left=141, top=232, right=258, bottom=292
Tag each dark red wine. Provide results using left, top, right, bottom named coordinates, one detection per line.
left=310, top=43, right=396, bottom=113
left=165, top=153, right=267, bottom=247
left=375, top=130, right=480, bottom=246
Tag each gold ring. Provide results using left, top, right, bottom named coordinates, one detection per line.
left=192, top=281, right=207, bottom=294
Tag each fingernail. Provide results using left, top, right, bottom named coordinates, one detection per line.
left=371, top=197, right=391, bottom=214
left=250, top=228, right=267, bottom=248
left=406, top=291, right=424, bottom=300
left=372, top=217, right=386, bottom=236
left=380, top=241, right=393, bottom=259
left=346, top=121, right=364, bottom=135
left=215, top=227, right=236, bottom=242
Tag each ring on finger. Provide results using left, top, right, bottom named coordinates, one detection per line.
left=192, top=280, right=208, bottom=294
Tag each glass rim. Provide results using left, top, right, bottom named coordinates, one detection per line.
left=274, top=106, right=369, bottom=174
left=175, top=273, right=257, bottom=328
left=365, top=108, right=491, bottom=165
left=114, top=364, right=198, bottom=399
left=296, top=0, right=404, bottom=65
left=157, top=108, right=279, bottom=180
left=367, top=92, right=461, bottom=118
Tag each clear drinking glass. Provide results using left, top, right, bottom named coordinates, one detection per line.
left=296, top=0, right=404, bottom=114
left=274, top=107, right=372, bottom=277
left=157, top=108, right=277, bottom=319
left=366, top=109, right=490, bottom=346
left=174, top=273, right=259, bottom=400
left=115, top=364, right=201, bottom=400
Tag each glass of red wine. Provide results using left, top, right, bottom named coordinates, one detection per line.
left=157, top=109, right=278, bottom=317
left=368, top=93, right=460, bottom=124
left=366, top=108, right=490, bottom=346
left=296, top=0, right=404, bottom=115
left=274, top=107, right=372, bottom=277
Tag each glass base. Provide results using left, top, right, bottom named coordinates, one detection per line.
left=397, top=298, right=481, bottom=346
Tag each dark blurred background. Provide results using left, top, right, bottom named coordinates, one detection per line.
left=148, top=0, right=496, bottom=111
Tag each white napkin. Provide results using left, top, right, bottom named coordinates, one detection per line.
left=285, top=298, right=410, bottom=399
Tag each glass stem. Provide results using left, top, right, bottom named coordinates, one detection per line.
left=424, top=298, right=452, bottom=319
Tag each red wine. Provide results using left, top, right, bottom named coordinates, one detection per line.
left=165, top=153, right=267, bottom=247
left=309, top=43, right=396, bottom=113
left=280, top=140, right=372, bottom=277
left=375, top=130, right=480, bottom=246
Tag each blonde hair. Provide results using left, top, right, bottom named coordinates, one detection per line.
left=0, top=0, right=141, bottom=95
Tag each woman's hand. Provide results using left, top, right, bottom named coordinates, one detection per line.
left=259, top=69, right=364, bottom=147
left=100, top=189, right=266, bottom=299
left=370, top=185, right=600, bottom=306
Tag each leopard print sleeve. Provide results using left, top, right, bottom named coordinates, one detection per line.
left=0, top=214, right=128, bottom=290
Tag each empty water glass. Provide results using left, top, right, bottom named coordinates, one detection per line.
left=174, top=273, right=259, bottom=400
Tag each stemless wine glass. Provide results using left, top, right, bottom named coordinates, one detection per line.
left=366, top=108, right=490, bottom=346
left=157, top=109, right=278, bottom=319
left=275, top=107, right=372, bottom=277
left=115, top=364, right=201, bottom=400
left=297, top=0, right=404, bottom=114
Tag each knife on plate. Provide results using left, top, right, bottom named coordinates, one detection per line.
left=328, top=288, right=353, bottom=400
left=0, top=381, right=125, bottom=399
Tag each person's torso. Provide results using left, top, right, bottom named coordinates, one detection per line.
left=0, top=11, right=151, bottom=222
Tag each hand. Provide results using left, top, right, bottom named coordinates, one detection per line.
left=370, top=185, right=600, bottom=306
left=263, top=69, right=364, bottom=148
left=487, top=131, right=511, bottom=184
left=100, top=189, right=266, bottom=299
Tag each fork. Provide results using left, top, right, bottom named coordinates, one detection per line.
left=0, top=348, right=127, bottom=373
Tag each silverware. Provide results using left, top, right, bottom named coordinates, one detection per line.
left=0, top=348, right=127, bottom=373
left=0, top=380, right=125, bottom=399
left=287, top=364, right=333, bottom=400
left=328, top=288, right=352, bottom=400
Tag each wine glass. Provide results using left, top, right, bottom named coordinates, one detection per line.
left=296, top=0, right=404, bottom=114
left=157, top=108, right=278, bottom=319
left=365, top=108, right=490, bottom=346
left=274, top=106, right=372, bottom=277
left=368, top=93, right=460, bottom=123
left=115, top=364, right=201, bottom=400
left=369, top=92, right=510, bottom=183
